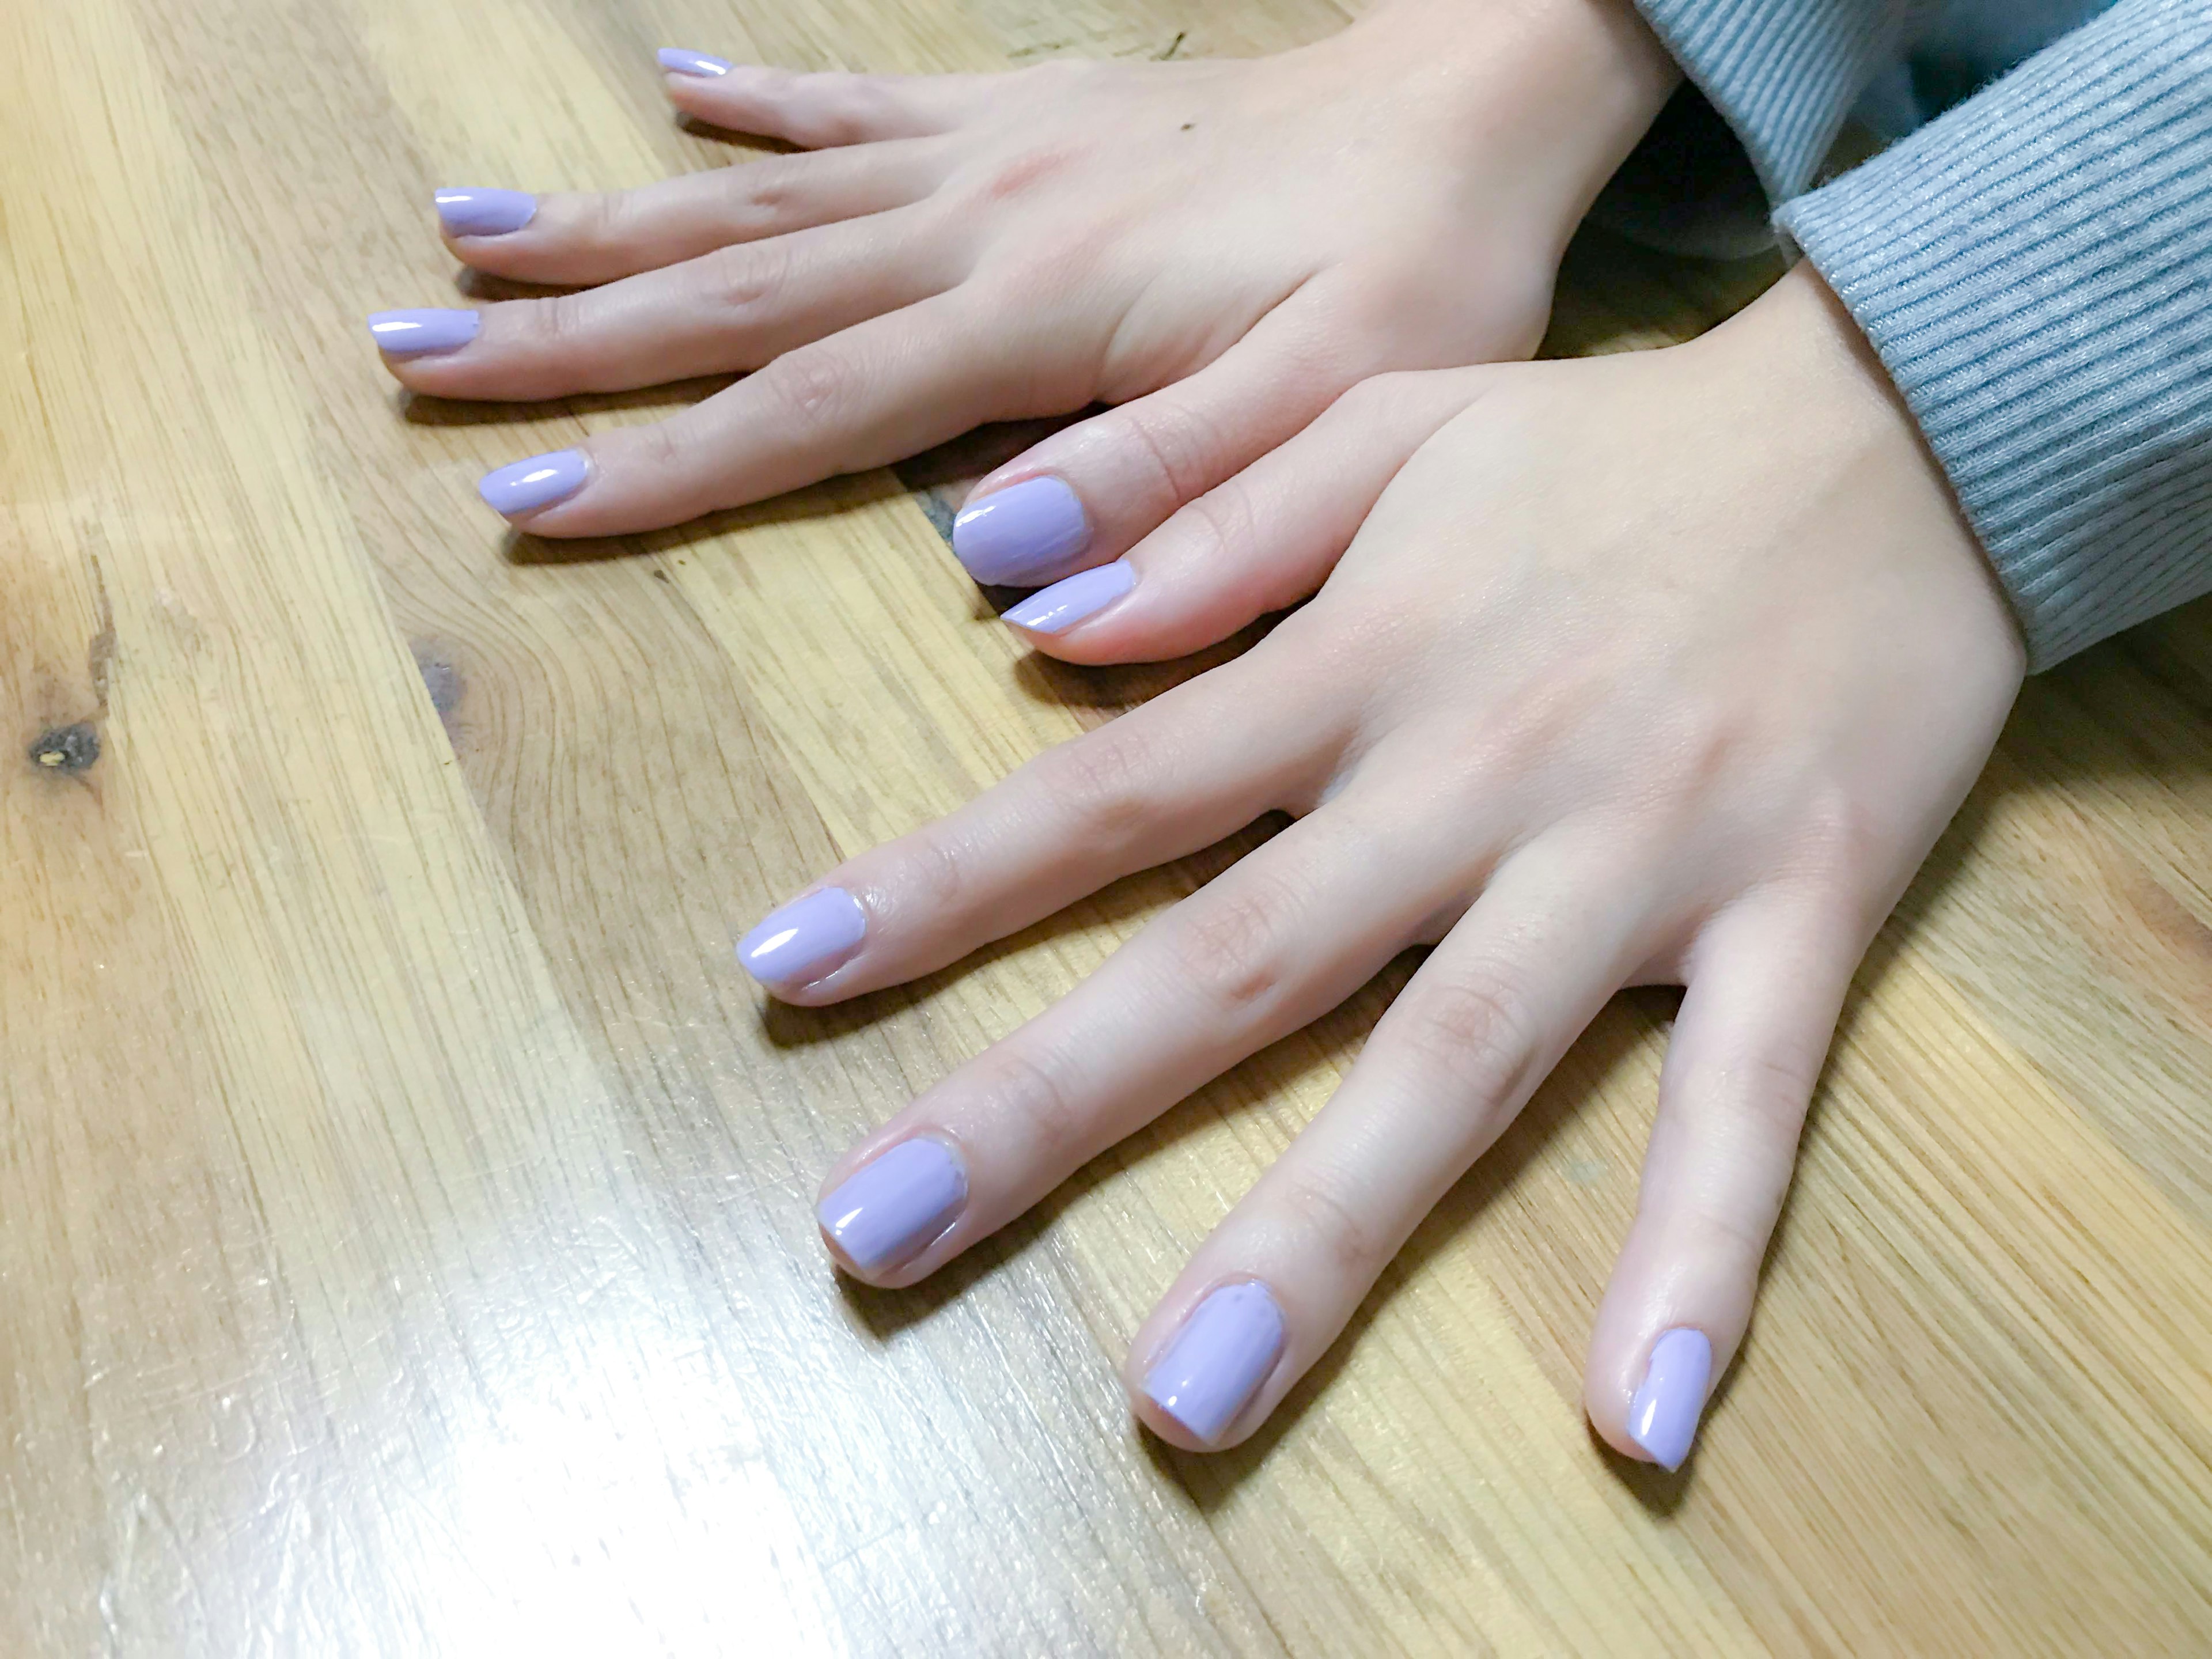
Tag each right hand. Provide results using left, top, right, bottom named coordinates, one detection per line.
left=739, top=266, right=2027, bottom=1466
left=369, top=0, right=1677, bottom=581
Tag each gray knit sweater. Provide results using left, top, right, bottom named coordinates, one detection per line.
left=1632, top=0, right=2212, bottom=669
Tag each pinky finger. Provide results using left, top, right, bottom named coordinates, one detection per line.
left=660, top=58, right=999, bottom=147
left=1584, top=887, right=1870, bottom=1470
left=1001, top=368, right=1497, bottom=664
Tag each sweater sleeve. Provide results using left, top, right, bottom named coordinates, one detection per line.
left=1630, top=1, right=1922, bottom=207
left=1776, top=0, right=2212, bottom=668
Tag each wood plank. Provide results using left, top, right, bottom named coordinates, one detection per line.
left=3, top=0, right=2208, bottom=1650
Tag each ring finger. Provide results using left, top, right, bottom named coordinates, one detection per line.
left=377, top=203, right=967, bottom=401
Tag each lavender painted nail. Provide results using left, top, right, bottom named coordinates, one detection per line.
left=1142, top=1281, right=1286, bottom=1444
left=1003, top=560, right=1134, bottom=634
left=737, top=887, right=867, bottom=985
left=478, top=450, right=589, bottom=519
left=367, top=308, right=480, bottom=357
left=952, top=476, right=1092, bottom=585
left=1627, top=1327, right=1714, bottom=1471
left=818, top=1138, right=968, bottom=1273
left=658, top=47, right=733, bottom=76
left=434, top=187, right=537, bottom=237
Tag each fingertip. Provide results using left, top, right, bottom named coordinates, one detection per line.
left=367, top=307, right=480, bottom=361
left=1002, top=559, right=1134, bottom=638
left=477, top=448, right=591, bottom=520
left=1128, top=1280, right=1287, bottom=1451
left=737, top=886, right=868, bottom=988
left=657, top=47, right=734, bottom=79
left=953, top=475, right=1092, bottom=586
left=1615, top=1326, right=1715, bottom=1471
left=815, top=1134, right=969, bottom=1281
left=434, top=186, right=537, bottom=239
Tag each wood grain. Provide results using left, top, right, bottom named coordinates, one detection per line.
left=3, top=0, right=2208, bottom=1652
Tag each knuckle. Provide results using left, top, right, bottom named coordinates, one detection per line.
left=1735, top=1050, right=1822, bottom=1126
left=1273, top=1170, right=1384, bottom=1279
left=895, top=827, right=969, bottom=915
left=734, top=157, right=800, bottom=221
left=757, top=347, right=858, bottom=430
left=1038, top=727, right=1159, bottom=848
left=703, top=238, right=793, bottom=317
left=578, top=191, right=627, bottom=249
left=1116, top=397, right=1225, bottom=507
left=1759, top=786, right=1892, bottom=915
left=974, top=1044, right=1086, bottom=1162
left=1393, top=969, right=1541, bottom=1106
left=1179, top=479, right=1259, bottom=567
left=528, top=290, right=589, bottom=352
left=1167, top=874, right=1301, bottom=1016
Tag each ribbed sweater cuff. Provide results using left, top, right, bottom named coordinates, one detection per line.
left=1778, top=0, right=2212, bottom=668
left=1633, top=1, right=1915, bottom=204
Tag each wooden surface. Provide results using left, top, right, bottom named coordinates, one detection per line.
left=5, top=0, right=2212, bottom=1652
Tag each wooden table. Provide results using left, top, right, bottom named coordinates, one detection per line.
left=7, top=0, right=2211, bottom=1652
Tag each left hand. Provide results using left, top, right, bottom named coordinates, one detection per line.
left=741, top=266, right=2025, bottom=1465
left=369, top=0, right=1676, bottom=560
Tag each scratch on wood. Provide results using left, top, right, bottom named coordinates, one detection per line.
left=88, top=548, right=115, bottom=711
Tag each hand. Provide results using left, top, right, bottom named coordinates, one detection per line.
left=740, top=266, right=2026, bottom=1465
left=370, top=0, right=1676, bottom=578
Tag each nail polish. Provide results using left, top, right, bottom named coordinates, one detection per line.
left=657, top=47, right=733, bottom=77
left=478, top=450, right=589, bottom=518
left=1627, top=1327, right=1714, bottom=1471
left=434, top=187, right=537, bottom=237
left=737, top=887, right=866, bottom=985
left=1142, top=1281, right=1286, bottom=1444
left=1003, top=560, right=1134, bottom=634
left=817, top=1138, right=968, bottom=1273
left=952, top=476, right=1091, bottom=585
left=367, top=308, right=480, bottom=357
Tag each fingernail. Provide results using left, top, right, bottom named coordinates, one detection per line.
left=658, top=47, right=733, bottom=77
left=737, top=887, right=867, bottom=985
left=1142, top=1281, right=1286, bottom=1445
left=952, top=476, right=1091, bottom=585
left=435, top=187, right=537, bottom=237
left=1003, top=560, right=1134, bottom=634
left=478, top=449, right=589, bottom=518
left=817, top=1137, right=968, bottom=1274
left=367, top=307, right=480, bottom=357
left=1627, top=1327, right=1714, bottom=1471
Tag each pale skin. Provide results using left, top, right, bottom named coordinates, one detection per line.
left=377, top=0, right=1679, bottom=547
left=756, top=266, right=2024, bottom=1458
left=375, top=7, right=2029, bottom=1462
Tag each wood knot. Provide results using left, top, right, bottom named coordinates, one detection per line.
left=30, top=722, right=100, bottom=774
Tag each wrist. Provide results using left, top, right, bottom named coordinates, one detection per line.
left=1710, top=264, right=2028, bottom=681
left=1346, top=0, right=1681, bottom=245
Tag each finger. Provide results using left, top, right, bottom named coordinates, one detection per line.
left=432, top=142, right=952, bottom=287
left=659, top=59, right=1000, bottom=146
left=1583, top=888, right=1866, bottom=1470
left=1123, top=835, right=1658, bottom=1449
left=947, top=278, right=1377, bottom=591
left=806, top=776, right=1491, bottom=1289
left=474, top=289, right=1025, bottom=535
left=384, top=206, right=963, bottom=403
left=737, top=649, right=1353, bottom=1002
left=998, top=368, right=1497, bottom=662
